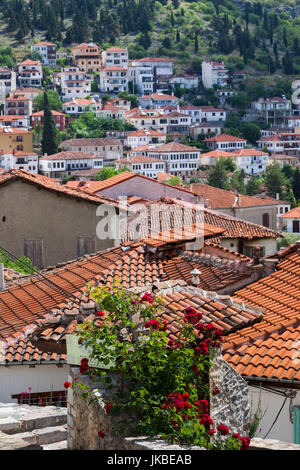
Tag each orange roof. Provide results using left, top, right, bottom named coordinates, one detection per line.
left=223, top=244, right=300, bottom=384
left=279, top=206, right=300, bottom=218
left=31, top=110, right=66, bottom=117
left=0, top=169, right=119, bottom=207
left=39, top=151, right=101, bottom=161
left=33, top=41, right=56, bottom=46
left=147, top=142, right=200, bottom=153
left=0, top=128, right=32, bottom=134
left=136, top=57, right=173, bottom=63
left=106, top=47, right=127, bottom=52
left=118, top=155, right=165, bottom=164
left=200, top=150, right=237, bottom=158
left=127, top=129, right=165, bottom=137
left=18, top=59, right=41, bottom=66
left=63, top=99, right=96, bottom=106
left=190, top=183, right=281, bottom=209
left=205, top=133, right=247, bottom=143
left=233, top=149, right=269, bottom=156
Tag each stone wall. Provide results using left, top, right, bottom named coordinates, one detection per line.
left=67, top=351, right=251, bottom=450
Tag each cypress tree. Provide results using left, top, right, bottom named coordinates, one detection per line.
left=194, top=32, right=198, bottom=52
left=42, top=92, right=58, bottom=156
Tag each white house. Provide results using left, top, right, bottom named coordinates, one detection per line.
left=204, top=133, right=247, bottom=151
left=0, top=67, right=16, bottom=103
left=232, top=149, right=269, bottom=175
left=62, top=98, right=101, bottom=120
left=279, top=207, right=300, bottom=234
left=31, top=41, right=57, bottom=65
left=115, top=154, right=166, bottom=179
left=17, top=59, right=43, bottom=88
left=201, top=61, right=228, bottom=89
left=169, top=74, right=199, bottom=90
left=0, top=151, right=38, bottom=173
left=101, top=47, right=129, bottom=68
left=257, top=133, right=300, bottom=154
left=128, top=62, right=154, bottom=96
left=39, top=151, right=104, bottom=178
left=55, top=68, right=92, bottom=102
left=126, top=129, right=166, bottom=149
left=147, top=141, right=200, bottom=179
left=132, top=57, right=173, bottom=77
left=139, top=93, right=180, bottom=109
left=99, top=67, right=128, bottom=94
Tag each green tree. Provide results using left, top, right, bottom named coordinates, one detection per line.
left=246, top=177, right=263, bottom=196
left=207, top=160, right=230, bottom=190
left=241, top=123, right=261, bottom=145
left=166, top=176, right=181, bottom=187
left=33, top=90, right=62, bottom=112
left=264, top=162, right=286, bottom=198
left=292, top=167, right=300, bottom=201
left=41, top=92, right=58, bottom=156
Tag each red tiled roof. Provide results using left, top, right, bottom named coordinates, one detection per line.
left=39, top=151, right=100, bottom=161
left=223, top=244, right=300, bottom=383
left=204, top=134, right=247, bottom=143
left=200, top=150, right=237, bottom=158
left=147, top=142, right=200, bottom=153
left=279, top=206, right=300, bottom=218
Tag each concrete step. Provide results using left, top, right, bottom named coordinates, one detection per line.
left=16, top=424, right=68, bottom=446
left=42, top=440, right=68, bottom=451
left=0, top=406, right=67, bottom=434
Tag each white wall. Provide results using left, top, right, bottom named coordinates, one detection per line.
left=249, top=386, right=300, bottom=443
left=0, top=364, right=68, bottom=403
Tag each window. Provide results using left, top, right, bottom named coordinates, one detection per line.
left=293, top=220, right=300, bottom=233
left=77, top=237, right=96, bottom=257
left=262, top=213, right=270, bottom=228
left=24, top=239, right=44, bottom=269
left=294, top=406, right=300, bottom=444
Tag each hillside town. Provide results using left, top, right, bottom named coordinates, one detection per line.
left=0, top=39, right=300, bottom=452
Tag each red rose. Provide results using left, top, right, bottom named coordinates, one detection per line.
left=191, top=364, right=201, bottom=376
left=208, top=429, right=216, bottom=435
left=168, top=339, right=174, bottom=347
left=144, top=319, right=160, bottom=330
left=213, top=387, right=221, bottom=396
left=217, top=424, right=229, bottom=436
left=98, top=430, right=105, bottom=438
left=141, top=292, right=154, bottom=303
left=105, top=403, right=112, bottom=414
left=64, top=381, right=71, bottom=389
left=240, top=436, right=251, bottom=450
left=96, top=311, right=106, bottom=317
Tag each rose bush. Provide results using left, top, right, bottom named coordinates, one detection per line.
left=70, top=284, right=250, bottom=450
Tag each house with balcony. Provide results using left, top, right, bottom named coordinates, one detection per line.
left=62, top=98, right=101, bottom=122
left=17, top=59, right=43, bottom=88
left=0, top=67, right=16, bottom=103
left=39, top=151, right=104, bottom=178
left=0, top=127, right=33, bottom=153
left=115, top=154, right=166, bottom=178
left=169, top=74, right=199, bottom=90
left=164, top=111, right=192, bottom=135
left=125, top=108, right=168, bottom=133
left=99, top=67, right=128, bottom=94
left=0, top=150, right=38, bottom=173
left=0, top=115, right=29, bottom=129
left=201, top=61, right=228, bottom=89
left=139, top=92, right=180, bottom=109
left=204, top=133, right=247, bottom=151
left=146, top=141, right=200, bottom=179
left=232, top=149, right=269, bottom=175
left=257, top=133, right=300, bottom=155
left=55, top=67, right=92, bottom=102
left=102, top=47, right=129, bottom=68
left=128, top=62, right=154, bottom=95
left=31, top=41, right=57, bottom=65
left=60, top=138, right=123, bottom=164
left=4, top=92, right=32, bottom=117
left=71, top=43, right=101, bottom=74
left=252, top=97, right=292, bottom=126
left=126, top=129, right=166, bottom=149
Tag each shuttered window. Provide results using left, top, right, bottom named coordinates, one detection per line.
left=77, top=237, right=96, bottom=257
left=24, top=239, right=44, bottom=269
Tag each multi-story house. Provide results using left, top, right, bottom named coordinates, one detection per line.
left=232, top=149, right=269, bottom=175
left=0, top=150, right=38, bottom=173
left=115, top=154, right=166, bottom=179
left=179, top=105, right=203, bottom=124
left=189, top=122, right=223, bottom=139
left=31, top=41, right=57, bottom=65
left=99, top=67, right=128, bottom=94
left=95, top=104, right=126, bottom=121
left=39, top=151, right=104, bottom=178
left=199, top=106, right=226, bottom=122
left=4, top=92, right=32, bottom=117
left=30, top=110, right=66, bottom=131
left=287, top=116, right=300, bottom=129
left=62, top=98, right=101, bottom=121
left=17, top=59, right=43, bottom=88
left=126, top=129, right=166, bottom=149
left=0, top=115, right=29, bottom=129
left=169, top=74, right=199, bottom=90
left=55, top=67, right=92, bottom=102
left=218, top=88, right=236, bottom=105
left=201, top=61, right=228, bottom=89
left=61, top=138, right=123, bottom=164
left=204, top=133, right=247, bottom=151
left=0, top=67, right=16, bottom=102
left=147, top=141, right=200, bottom=179
left=164, top=111, right=191, bottom=135
left=132, top=58, right=173, bottom=77
left=102, top=47, right=129, bottom=68
left=128, top=62, right=154, bottom=96
left=71, top=43, right=101, bottom=74
left=257, top=133, right=300, bottom=155
left=252, top=97, right=292, bottom=126
left=279, top=207, right=300, bottom=234
left=139, top=92, right=180, bottom=108
left=0, top=127, right=33, bottom=153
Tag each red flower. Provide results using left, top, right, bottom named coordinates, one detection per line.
left=141, top=292, right=154, bottom=303
left=98, top=430, right=105, bottom=438
left=233, top=433, right=241, bottom=439
left=213, top=387, right=221, bottom=396
left=96, top=311, right=106, bottom=317
left=79, top=358, right=89, bottom=374
left=105, top=403, right=112, bottom=414
left=240, top=436, right=251, bottom=450
left=199, top=414, right=213, bottom=426
left=144, top=319, right=160, bottom=330
left=191, top=364, right=201, bottom=376
left=168, top=339, right=174, bottom=347
left=64, top=381, right=71, bottom=389
left=194, top=342, right=208, bottom=355
left=182, top=393, right=190, bottom=400
left=208, top=429, right=216, bottom=435
left=217, top=424, right=229, bottom=436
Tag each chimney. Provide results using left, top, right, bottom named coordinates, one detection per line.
left=253, top=246, right=261, bottom=265
left=190, top=268, right=201, bottom=285
left=276, top=193, right=280, bottom=200
left=0, top=263, right=5, bottom=291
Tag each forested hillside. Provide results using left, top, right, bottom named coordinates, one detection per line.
left=0, top=0, right=299, bottom=75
